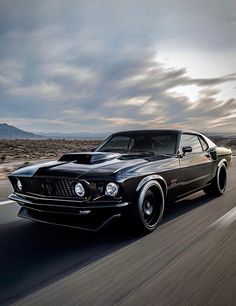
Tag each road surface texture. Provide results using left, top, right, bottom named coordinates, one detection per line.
left=0, top=161, right=235, bottom=306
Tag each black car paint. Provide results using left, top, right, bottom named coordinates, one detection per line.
left=8, top=129, right=232, bottom=231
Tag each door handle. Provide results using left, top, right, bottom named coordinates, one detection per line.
left=205, top=153, right=211, bottom=158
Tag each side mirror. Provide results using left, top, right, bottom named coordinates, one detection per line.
left=208, top=148, right=217, bottom=160
left=90, top=147, right=97, bottom=152
left=182, top=146, right=192, bottom=154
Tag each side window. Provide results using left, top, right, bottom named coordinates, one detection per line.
left=199, top=137, right=208, bottom=151
left=152, top=134, right=177, bottom=154
left=180, top=134, right=203, bottom=153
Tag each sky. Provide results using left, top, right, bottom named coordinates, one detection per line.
left=0, top=0, right=236, bottom=134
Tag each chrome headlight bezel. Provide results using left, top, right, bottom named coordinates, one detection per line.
left=75, top=182, right=85, bottom=197
left=105, top=182, right=119, bottom=197
left=16, top=178, right=22, bottom=191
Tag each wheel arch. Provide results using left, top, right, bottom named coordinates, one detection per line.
left=136, top=175, right=167, bottom=198
left=217, top=158, right=228, bottom=169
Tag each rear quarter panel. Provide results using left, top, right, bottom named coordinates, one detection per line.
left=216, top=147, right=232, bottom=167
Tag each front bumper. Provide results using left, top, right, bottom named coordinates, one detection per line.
left=9, top=193, right=131, bottom=231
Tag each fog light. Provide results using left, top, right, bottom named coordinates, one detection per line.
left=105, top=182, right=119, bottom=197
left=16, top=179, right=22, bottom=191
left=75, top=182, right=85, bottom=197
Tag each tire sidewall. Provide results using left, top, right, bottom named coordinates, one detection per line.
left=216, top=163, right=227, bottom=194
left=137, top=180, right=165, bottom=231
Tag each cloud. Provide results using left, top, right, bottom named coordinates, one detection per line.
left=0, top=51, right=236, bottom=133
left=0, top=60, right=23, bottom=86
left=7, top=82, right=63, bottom=101
left=44, top=63, right=99, bottom=87
left=190, top=74, right=236, bottom=86
left=0, top=0, right=235, bottom=133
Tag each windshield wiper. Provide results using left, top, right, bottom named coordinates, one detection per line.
left=127, top=151, right=155, bottom=156
left=100, top=148, right=127, bottom=153
left=129, top=152, right=175, bottom=158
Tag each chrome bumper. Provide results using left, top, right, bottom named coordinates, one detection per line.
left=9, top=193, right=130, bottom=231
left=9, top=193, right=129, bottom=209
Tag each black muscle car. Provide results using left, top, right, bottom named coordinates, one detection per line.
left=8, top=129, right=232, bottom=233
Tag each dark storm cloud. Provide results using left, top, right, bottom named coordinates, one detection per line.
left=190, top=74, right=236, bottom=86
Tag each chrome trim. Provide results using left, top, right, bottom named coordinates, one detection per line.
left=9, top=193, right=130, bottom=209
left=15, top=192, right=90, bottom=202
left=14, top=192, right=122, bottom=204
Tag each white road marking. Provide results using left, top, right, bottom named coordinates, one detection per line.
left=211, top=207, right=236, bottom=228
left=0, top=200, right=15, bottom=206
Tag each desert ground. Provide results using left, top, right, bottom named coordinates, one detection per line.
left=0, top=139, right=102, bottom=180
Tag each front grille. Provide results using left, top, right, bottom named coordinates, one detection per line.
left=20, top=177, right=79, bottom=198
left=45, top=178, right=75, bottom=197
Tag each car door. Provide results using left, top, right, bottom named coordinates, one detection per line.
left=178, top=133, right=213, bottom=196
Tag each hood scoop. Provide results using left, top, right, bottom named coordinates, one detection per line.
left=58, top=152, right=120, bottom=164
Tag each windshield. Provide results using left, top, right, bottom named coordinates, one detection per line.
left=98, top=133, right=178, bottom=155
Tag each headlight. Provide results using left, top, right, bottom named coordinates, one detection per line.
left=16, top=179, right=22, bottom=191
left=105, top=182, right=119, bottom=197
left=75, top=182, right=85, bottom=197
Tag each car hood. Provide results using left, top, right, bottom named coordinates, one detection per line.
left=10, top=152, right=172, bottom=179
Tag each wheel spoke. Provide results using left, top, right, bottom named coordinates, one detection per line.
left=142, top=194, right=160, bottom=227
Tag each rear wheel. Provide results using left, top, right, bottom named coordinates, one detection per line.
left=203, top=163, right=227, bottom=196
left=131, top=181, right=165, bottom=234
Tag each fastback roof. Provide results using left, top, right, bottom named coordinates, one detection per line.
left=112, top=129, right=200, bottom=135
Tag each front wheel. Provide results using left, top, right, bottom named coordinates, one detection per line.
left=203, top=163, right=227, bottom=196
left=130, top=181, right=165, bottom=234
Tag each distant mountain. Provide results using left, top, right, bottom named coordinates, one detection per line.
left=204, top=132, right=236, bottom=137
left=40, top=132, right=109, bottom=140
left=0, top=123, right=108, bottom=140
left=0, top=123, right=43, bottom=139
left=1, top=122, right=235, bottom=140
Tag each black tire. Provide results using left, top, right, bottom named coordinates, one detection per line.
left=203, top=163, right=227, bottom=196
left=130, top=180, right=165, bottom=234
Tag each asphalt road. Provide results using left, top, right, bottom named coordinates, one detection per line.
left=0, top=161, right=235, bottom=306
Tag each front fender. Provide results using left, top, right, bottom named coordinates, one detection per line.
left=217, top=158, right=227, bottom=168
left=136, top=175, right=167, bottom=196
